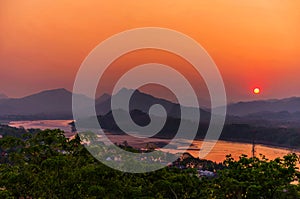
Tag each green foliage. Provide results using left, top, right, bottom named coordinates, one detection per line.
left=0, top=129, right=299, bottom=198
left=0, top=124, right=34, bottom=138
left=210, top=154, right=300, bottom=199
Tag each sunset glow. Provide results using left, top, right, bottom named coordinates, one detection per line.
left=253, top=87, right=261, bottom=94
left=1, top=1, right=300, bottom=193
left=0, top=1, right=300, bottom=102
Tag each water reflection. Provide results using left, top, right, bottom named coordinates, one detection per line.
left=8, top=120, right=299, bottom=163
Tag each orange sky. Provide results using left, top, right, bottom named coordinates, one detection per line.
left=0, top=0, right=300, bottom=102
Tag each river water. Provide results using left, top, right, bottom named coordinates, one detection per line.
left=8, top=120, right=299, bottom=163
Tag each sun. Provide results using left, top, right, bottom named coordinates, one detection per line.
left=253, top=87, right=260, bottom=94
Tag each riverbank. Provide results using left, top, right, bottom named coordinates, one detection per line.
left=5, top=120, right=300, bottom=163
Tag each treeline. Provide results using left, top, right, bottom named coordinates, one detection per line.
left=0, top=124, right=40, bottom=138
left=219, top=124, right=300, bottom=148
left=88, top=109, right=300, bottom=149
left=0, top=128, right=300, bottom=198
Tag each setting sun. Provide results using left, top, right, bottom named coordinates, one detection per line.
left=253, top=87, right=261, bottom=94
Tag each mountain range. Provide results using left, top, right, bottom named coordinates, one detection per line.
left=2, top=88, right=300, bottom=148
left=0, top=88, right=211, bottom=121
left=0, top=88, right=300, bottom=127
left=0, top=89, right=87, bottom=119
left=223, top=97, right=300, bottom=116
left=95, top=88, right=211, bottom=122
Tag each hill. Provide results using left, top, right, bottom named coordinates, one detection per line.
left=0, top=88, right=210, bottom=121
left=0, top=88, right=90, bottom=119
left=95, top=88, right=211, bottom=122
left=222, top=97, right=300, bottom=116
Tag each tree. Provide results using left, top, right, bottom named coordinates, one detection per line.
left=210, top=154, right=300, bottom=199
left=0, top=129, right=300, bottom=198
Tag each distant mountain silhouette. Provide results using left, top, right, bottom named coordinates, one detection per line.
left=0, top=88, right=90, bottom=119
left=216, top=97, right=300, bottom=116
left=76, top=109, right=207, bottom=140
left=244, top=111, right=300, bottom=121
left=0, top=93, right=8, bottom=99
left=2, top=88, right=300, bottom=127
left=3, top=88, right=300, bottom=148
left=96, top=93, right=111, bottom=105
left=0, top=88, right=210, bottom=121
left=95, top=88, right=211, bottom=122
left=79, top=108, right=300, bottom=149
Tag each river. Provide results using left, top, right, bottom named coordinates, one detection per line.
left=8, top=120, right=299, bottom=163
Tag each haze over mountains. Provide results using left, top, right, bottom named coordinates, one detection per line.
left=1, top=88, right=300, bottom=148
left=219, top=98, right=300, bottom=127
left=0, top=89, right=86, bottom=119
left=0, top=88, right=211, bottom=122
left=224, top=97, right=300, bottom=116
left=95, top=88, right=211, bottom=122
left=0, top=88, right=300, bottom=127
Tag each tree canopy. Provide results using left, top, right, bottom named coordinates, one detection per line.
left=0, top=129, right=299, bottom=198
